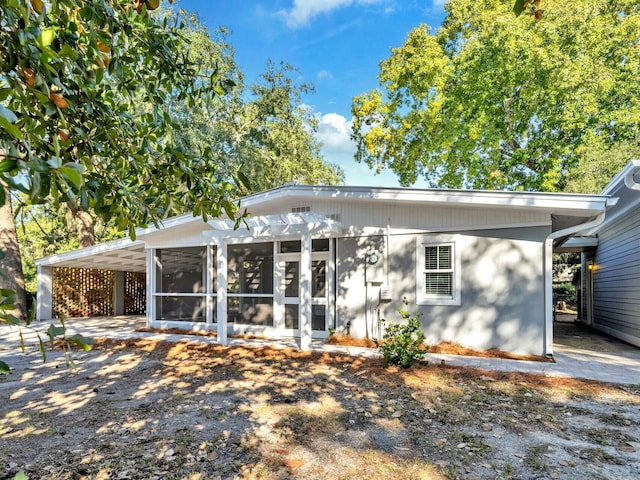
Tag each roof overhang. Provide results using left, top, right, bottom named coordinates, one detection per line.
left=239, top=184, right=611, bottom=220
left=35, top=238, right=146, bottom=272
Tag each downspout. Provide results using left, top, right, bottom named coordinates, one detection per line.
left=543, top=203, right=614, bottom=356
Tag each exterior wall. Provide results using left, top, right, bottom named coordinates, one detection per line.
left=592, top=203, right=640, bottom=347
left=248, top=200, right=550, bottom=232
left=336, top=226, right=550, bottom=355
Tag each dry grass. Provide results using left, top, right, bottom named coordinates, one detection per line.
left=430, top=341, right=552, bottom=362
left=2, top=338, right=639, bottom=480
left=326, top=333, right=377, bottom=348
left=135, top=326, right=267, bottom=340
left=326, top=334, right=551, bottom=362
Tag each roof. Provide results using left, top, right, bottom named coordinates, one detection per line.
left=35, top=184, right=612, bottom=271
left=584, top=159, right=640, bottom=234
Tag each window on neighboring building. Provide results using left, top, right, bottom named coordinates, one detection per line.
left=416, top=236, right=461, bottom=305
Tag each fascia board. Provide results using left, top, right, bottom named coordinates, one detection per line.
left=35, top=239, right=144, bottom=266
left=238, top=185, right=609, bottom=216
left=600, top=159, right=640, bottom=195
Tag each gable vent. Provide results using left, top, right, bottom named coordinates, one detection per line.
left=291, top=206, right=311, bottom=213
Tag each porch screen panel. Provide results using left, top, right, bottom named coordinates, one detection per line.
left=154, top=247, right=207, bottom=322
left=156, top=296, right=206, bottom=322
left=227, top=242, right=274, bottom=326
left=156, top=247, right=206, bottom=293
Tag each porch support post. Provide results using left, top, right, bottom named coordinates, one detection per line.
left=205, top=245, right=213, bottom=327
left=36, top=265, right=53, bottom=321
left=543, top=239, right=554, bottom=357
left=216, top=240, right=228, bottom=345
left=113, top=271, right=125, bottom=316
left=146, top=248, right=154, bottom=327
left=300, top=232, right=312, bottom=350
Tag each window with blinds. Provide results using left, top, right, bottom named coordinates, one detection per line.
left=416, top=237, right=460, bottom=305
left=423, top=245, right=453, bottom=297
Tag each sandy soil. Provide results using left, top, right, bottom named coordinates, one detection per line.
left=1, top=338, right=639, bottom=480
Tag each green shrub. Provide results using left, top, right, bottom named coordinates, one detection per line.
left=377, top=302, right=427, bottom=368
left=553, top=282, right=575, bottom=296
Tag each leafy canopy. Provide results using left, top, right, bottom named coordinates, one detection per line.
left=0, top=0, right=245, bottom=237
left=352, top=0, right=640, bottom=191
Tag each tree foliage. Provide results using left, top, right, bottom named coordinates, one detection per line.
left=0, top=0, right=243, bottom=236
left=169, top=24, right=345, bottom=195
left=0, top=0, right=241, bottom=364
left=352, top=0, right=640, bottom=191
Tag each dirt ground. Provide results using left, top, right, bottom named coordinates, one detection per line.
left=1, top=338, right=639, bottom=480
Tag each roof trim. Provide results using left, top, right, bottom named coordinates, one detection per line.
left=601, top=159, right=640, bottom=195
left=238, top=184, right=610, bottom=214
left=35, top=237, right=144, bottom=266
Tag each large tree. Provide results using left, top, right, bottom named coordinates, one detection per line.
left=352, top=0, right=640, bottom=191
left=171, top=45, right=344, bottom=193
left=0, top=0, right=242, bottom=324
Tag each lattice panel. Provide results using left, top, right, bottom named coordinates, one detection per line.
left=124, top=271, right=146, bottom=314
left=53, top=267, right=114, bottom=318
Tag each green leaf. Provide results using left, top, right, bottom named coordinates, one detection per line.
left=14, top=471, right=28, bottom=480
left=0, top=104, right=18, bottom=123
left=38, top=335, right=46, bottom=363
left=59, top=164, right=84, bottom=189
left=37, top=27, right=56, bottom=49
left=0, top=360, right=9, bottom=373
left=67, top=334, right=94, bottom=352
left=0, top=115, right=22, bottom=140
left=46, top=323, right=65, bottom=346
left=513, top=0, right=526, bottom=15
left=0, top=159, right=18, bottom=173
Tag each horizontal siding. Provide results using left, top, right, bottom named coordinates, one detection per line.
left=249, top=199, right=549, bottom=232
left=593, top=203, right=640, bottom=345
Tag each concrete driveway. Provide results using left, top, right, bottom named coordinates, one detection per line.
left=1, top=316, right=639, bottom=385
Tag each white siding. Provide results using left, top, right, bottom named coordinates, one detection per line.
left=248, top=200, right=549, bottom=232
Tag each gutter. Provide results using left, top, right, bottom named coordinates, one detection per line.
left=542, top=199, right=616, bottom=357
left=624, top=167, right=640, bottom=191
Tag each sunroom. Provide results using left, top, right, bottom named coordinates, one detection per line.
left=144, top=212, right=343, bottom=348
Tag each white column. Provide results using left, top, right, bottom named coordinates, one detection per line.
left=216, top=240, right=228, bottom=345
left=146, top=248, right=154, bottom=328
left=113, top=271, right=125, bottom=316
left=36, top=265, right=53, bottom=321
left=543, top=239, right=554, bottom=357
left=206, top=245, right=213, bottom=327
left=300, top=233, right=312, bottom=350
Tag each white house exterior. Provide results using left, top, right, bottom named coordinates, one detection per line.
left=35, top=185, right=613, bottom=356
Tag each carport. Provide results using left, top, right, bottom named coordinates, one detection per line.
left=35, top=238, right=147, bottom=320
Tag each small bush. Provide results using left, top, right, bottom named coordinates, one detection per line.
left=377, top=302, right=427, bottom=368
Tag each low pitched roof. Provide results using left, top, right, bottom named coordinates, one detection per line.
left=35, top=184, right=612, bottom=271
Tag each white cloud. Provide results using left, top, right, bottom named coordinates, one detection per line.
left=316, top=113, right=355, bottom=155
left=432, top=0, right=448, bottom=9
left=316, top=70, right=334, bottom=81
left=278, top=0, right=385, bottom=29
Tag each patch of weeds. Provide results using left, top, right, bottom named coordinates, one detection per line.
left=587, top=428, right=610, bottom=445
left=275, top=408, right=342, bottom=443
left=599, top=412, right=634, bottom=426
left=524, top=444, right=549, bottom=470
left=446, top=431, right=493, bottom=465
left=578, top=447, right=623, bottom=465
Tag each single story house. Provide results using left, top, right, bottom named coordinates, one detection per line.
left=36, top=178, right=628, bottom=356
left=565, top=160, right=640, bottom=348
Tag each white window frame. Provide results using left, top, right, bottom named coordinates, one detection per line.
left=416, top=235, right=461, bottom=306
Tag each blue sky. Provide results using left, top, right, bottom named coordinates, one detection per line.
left=174, top=1, right=448, bottom=186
